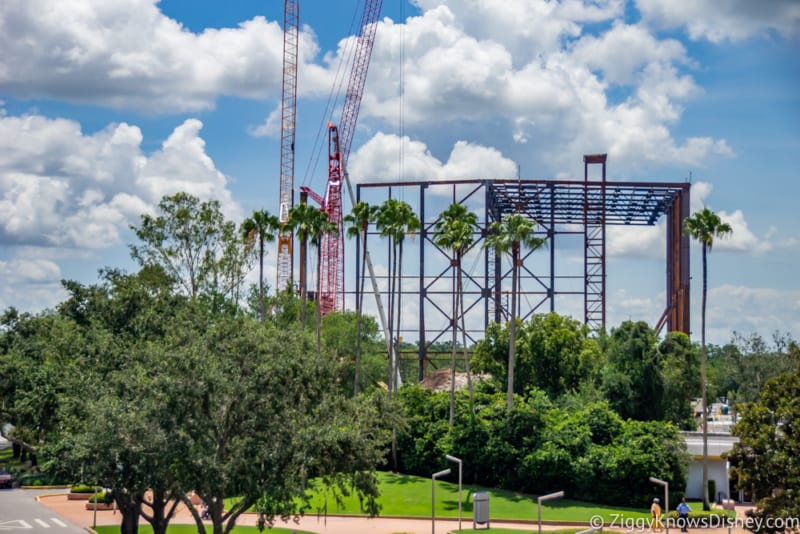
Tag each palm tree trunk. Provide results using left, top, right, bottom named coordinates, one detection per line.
left=449, top=262, right=457, bottom=426
left=316, top=243, right=323, bottom=356
left=354, top=226, right=368, bottom=395
left=507, top=246, right=519, bottom=411
left=259, top=236, right=265, bottom=322
left=387, top=238, right=396, bottom=395
left=458, top=256, right=475, bottom=420
left=701, top=244, right=709, bottom=510
left=396, top=240, right=404, bottom=389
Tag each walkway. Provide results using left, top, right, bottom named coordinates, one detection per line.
left=37, top=491, right=756, bottom=534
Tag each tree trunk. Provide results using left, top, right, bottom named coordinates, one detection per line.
left=316, top=243, right=323, bottom=356
left=507, top=245, right=519, bottom=411
left=259, top=237, right=265, bottom=322
left=114, top=492, right=141, bottom=534
left=701, top=244, right=709, bottom=510
left=449, top=259, right=457, bottom=426
left=458, top=256, right=475, bottom=420
left=354, top=227, right=368, bottom=395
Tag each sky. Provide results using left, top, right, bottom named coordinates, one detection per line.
left=0, top=0, right=798, bottom=346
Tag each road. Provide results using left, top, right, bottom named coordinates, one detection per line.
left=0, top=488, right=84, bottom=533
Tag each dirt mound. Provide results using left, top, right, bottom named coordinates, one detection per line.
left=418, top=368, right=489, bottom=393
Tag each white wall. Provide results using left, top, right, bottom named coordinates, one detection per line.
left=685, top=459, right=730, bottom=501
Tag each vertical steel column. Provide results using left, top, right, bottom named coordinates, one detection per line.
left=583, top=154, right=607, bottom=331
left=419, top=183, right=427, bottom=380
left=549, top=183, right=556, bottom=313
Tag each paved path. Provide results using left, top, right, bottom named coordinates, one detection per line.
left=0, top=488, right=84, bottom=533
left=36, top=491, right=757, bottom=534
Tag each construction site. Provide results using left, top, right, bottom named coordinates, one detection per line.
left=275, top=0, right=692, bottom=381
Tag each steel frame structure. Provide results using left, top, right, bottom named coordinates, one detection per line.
left=356, top=159, right=690, bottom=379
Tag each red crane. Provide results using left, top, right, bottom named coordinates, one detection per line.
left=301, top=0, right=383, bottom=316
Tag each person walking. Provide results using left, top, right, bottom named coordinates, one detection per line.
left=651, top=497, right=664, bottom=532
left=677, top=497, right=692, bottom=532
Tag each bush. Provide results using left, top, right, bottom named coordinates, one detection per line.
left=88, top=491, right=114, bottom=504
left=18, top=473, right=56, bottom=486
left=70, top=484, right=96, bottom=493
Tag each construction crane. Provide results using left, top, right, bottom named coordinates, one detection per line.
left=301, top=0, right=384, bottom=316
left=276, top=0, right=299, bottom=295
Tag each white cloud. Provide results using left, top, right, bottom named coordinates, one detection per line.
left=358, top=4, right=733, bottom=175
left=0, top=256, right=67, bottom=313
left=348, top=132, right=517, bottom=183
left=0, top=112, right=240, bottom=249
left=0, top=0, right=332, bottom=113
left=248, top=106, right=282, bottom=138
left=636, top=0, right=800, bottom=42
left=705, top=285, right=800, bottom=344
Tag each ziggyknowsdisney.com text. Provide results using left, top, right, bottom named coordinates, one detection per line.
left=590, top=514, right=800, bottom=531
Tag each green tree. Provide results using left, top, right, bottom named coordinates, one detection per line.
left=684, top=206, right=732, bottom=509
left=727, top=361, right=800, bottom=532
left=601, top=320, right=664, bottom=420
left=482, top=213, right=546, bottom=410
left=519, top=313, right=600, bottom=399
left=376, top=199, right=421, bottom=395
left=433, top=203, right=479, bottom=425
left=344, top=201, right=379, bottom=394
left=322, top=311, right=385, bottom=396
left=287, top=203, right=333, bottom=340
left=659, top=332, right=701, bottom=429
left=170, top=314, right=389, bottom=534
left=129, top=192, right=251, bottom=306
left=242, top=209, right=280, bottom=322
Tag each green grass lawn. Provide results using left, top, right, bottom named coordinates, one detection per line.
left=301, top=472, right=649, bottom=522
left=94, top=526, right=314, bottom=534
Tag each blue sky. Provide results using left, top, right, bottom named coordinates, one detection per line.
left=0, top=0, right=798, bottom=346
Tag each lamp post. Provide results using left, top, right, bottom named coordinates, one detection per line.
left=538, top=490, right=565, bottom=534
left=649, top=476, right=669, bottom=534
left=446, top=454, right=463, bottom=531
left=432, top=468, right=451, bottom=534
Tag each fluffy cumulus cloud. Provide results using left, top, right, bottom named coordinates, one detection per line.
left=0, top=111, right=239, bottom=249
left=348, top=132, right=518, bottom=182
left=636, top=0, right=800, bottom=42
left=0, top=0, right=331, bottom=112
left=359, top=1, right=734, bottom=175
left=0, top=252, right=68, bottom=313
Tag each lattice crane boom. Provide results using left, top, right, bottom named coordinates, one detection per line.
left=276, top=0, right=299, bottom=294
left=309, top=0, right=384, bottom=316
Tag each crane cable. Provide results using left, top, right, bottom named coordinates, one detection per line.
left=300, top=1, right=363, bottom=188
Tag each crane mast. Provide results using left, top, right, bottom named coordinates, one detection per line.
left=276, top=0, right=299, bottom=294
left=307, top=0, right=383, bottom=316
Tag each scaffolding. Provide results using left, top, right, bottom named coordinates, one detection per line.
left=355, top=157, right=690, bottom=379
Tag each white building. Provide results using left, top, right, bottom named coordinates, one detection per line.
left=681, top=431, right=739, bottom=501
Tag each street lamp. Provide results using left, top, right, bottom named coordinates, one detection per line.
left=446, top=454, right=463, bottom=532
left=538, top=490, right=565, bottom=534
left=649, top=476, right=669, bottom=534
left=432, top=468, right=451, bottom=534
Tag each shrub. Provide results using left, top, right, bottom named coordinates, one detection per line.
left=70, top=484, right=96, bottom=493
left=88, top=491, right=114, bottom=504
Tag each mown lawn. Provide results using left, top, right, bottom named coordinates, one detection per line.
left=300, top=471, right=649, bottom=521
left=94, top=526, right=314, bottom=534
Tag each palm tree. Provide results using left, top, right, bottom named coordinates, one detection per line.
left=376, top=198, right=419, bottom=472
left=287, top=203, right=327, bottom=330
left=684, top=206, right=732, bottom=510
left=433, top=203, right=479, bottom=425
left=376, top=198, right=421, bottom=395
left=483, top=213, right=546, bottom=410
left=242, top=209, right=280, bottom=322
left=344, top=201, right=379, bottom=395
